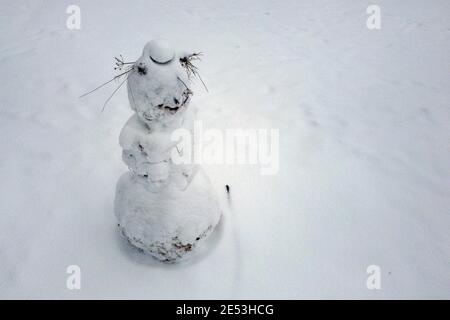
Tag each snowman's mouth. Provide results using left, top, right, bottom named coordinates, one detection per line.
left=157, top=104, right=180, bottom=114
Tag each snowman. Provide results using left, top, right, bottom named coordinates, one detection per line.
left=114, top=39, right=222, bottom=262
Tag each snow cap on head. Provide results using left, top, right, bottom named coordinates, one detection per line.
left=146, top=39, right=175, bottom=64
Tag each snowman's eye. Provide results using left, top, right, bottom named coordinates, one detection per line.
left=137, top=66, right=147, bottom=75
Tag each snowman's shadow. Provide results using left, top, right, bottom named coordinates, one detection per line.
left=115, top=217, right=225, bottom=269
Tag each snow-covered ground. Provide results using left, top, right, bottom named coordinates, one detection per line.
left=0, top=0, right=449, bottom=299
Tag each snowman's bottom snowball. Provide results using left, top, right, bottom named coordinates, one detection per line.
left=114, top=171, right=222, bottom=262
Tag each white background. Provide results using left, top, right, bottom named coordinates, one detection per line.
left=0, top=0, right=449, bottom=299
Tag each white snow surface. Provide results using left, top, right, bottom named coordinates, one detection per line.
left=0, top=0, right=449, bottom=299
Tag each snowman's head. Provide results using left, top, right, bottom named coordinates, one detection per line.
left=127, top=39, right=192, bottom=128
left=145, top=39, right=175, bottom=65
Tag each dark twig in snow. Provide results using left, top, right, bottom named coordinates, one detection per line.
left=79, top=67, right=132, bottom=98
left=180, top=53, right=209, bottom=92
left=101, top=72, right=130, bottom=112
left=79, top=55, right=135, bottom=112
left=114, top=55, right=136, bottom=71
left=177, top=76, right=192, bottom=93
